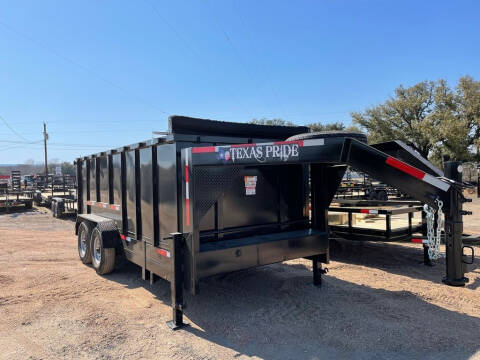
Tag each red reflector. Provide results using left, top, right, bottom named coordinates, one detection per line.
left=360, top=209, right=370, bottom=214
left=192, top=146, right=216, bottom=153
left=157, top=249, right=169, bottom=257
left=411, top=238, right=423, bottom=243
left=185, top=165, right=189, bottom=183
left=274, top=140, right=303, bottom=146
left=385, top=157, right=425, bottom=180
left=231, top=143, right=256, bottom=148
left=120, top=234, right=126, bottom=240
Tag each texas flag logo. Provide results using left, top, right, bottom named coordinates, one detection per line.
left=217, top=148, right=231, bottom=163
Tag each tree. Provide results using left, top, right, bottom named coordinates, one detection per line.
left=307, top=121, right=361, bottom=133
left=352, top=81, right=436, bottom=159
left=250, top=118, right=360, bottom=133
left=352, top=77, right=480, bottom=162
left=250, top=118, right=296, bottom=126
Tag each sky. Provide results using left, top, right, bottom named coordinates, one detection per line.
left=0, top=0, right=479, bottom=164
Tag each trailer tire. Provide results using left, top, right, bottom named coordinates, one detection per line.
left=78, top=221, right=93, bottom=264
left=56, top=201, right=65, bottom=218
left=286, top=131, right=367, bottom=142
left=90, top=227, right=116, bottom=275
left=51, top=201, right=57, bottom=218
left=24, top=200, right=32, bottom=210
left=377, top=190, right=388, bottom=201
left=34, top=191, right=42, bottom=205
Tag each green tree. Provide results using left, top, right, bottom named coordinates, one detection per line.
left=307, top=121, right=361, bottom=133
left=351, top=81, right=436, bottom=158
left=352, top=77, right=480, bottom=162
left=250, top=118, right=296, bottom=126
left=250, top=118, right=360, bottom=133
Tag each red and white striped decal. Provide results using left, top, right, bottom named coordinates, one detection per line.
left=86, top=200, right=121, bottom=211
left=411, top=238, right=427, bottom=244
left=360, top=209, right=379, bottom=214
left=157, top=248, right=171, bottom=258
left=385, top=156, right=450, bottom=192
left=191, top=138, right=325, bottom=154
left=185, top=157, right=190, bottom=226
left=119, top=234, right=132, bottom=242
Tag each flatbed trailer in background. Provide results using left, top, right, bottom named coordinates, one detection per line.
left=74, top=116, right=472, bottom=329
left=0, top=171, right=34, bottom=212
left=33, top=175, right=77, bottom=218
left=328, top=201, right=423, bottom=241
left=0, top=190, right=34, bottom=212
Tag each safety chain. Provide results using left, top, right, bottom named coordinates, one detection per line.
left=423, top=199, right=443, bottom=260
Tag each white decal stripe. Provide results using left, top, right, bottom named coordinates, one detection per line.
left=369, top=209, right=379, bottom=214
left=423, top=173, right=450, bottom=192
left=186, top=185, right=189, bottom=199
left=303, top=138, right=325, bottom=147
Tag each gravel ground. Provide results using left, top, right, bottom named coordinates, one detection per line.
left=0, top=202, right=479, bottom=360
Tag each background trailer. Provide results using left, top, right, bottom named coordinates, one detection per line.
left=75, top=116, right=472, bottom=329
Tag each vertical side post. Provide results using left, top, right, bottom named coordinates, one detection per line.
left=443, top=161, right=468, bottom=286
left=477, top=164, right=480, bottom=199
left=348, top=211, right=353, bottom=234
left=167, top=232, right=187, bottom=330
left=408, top=206, right=412, bottom=236
left=43, top=123, right=48, bottom=179
left=312, top=256, right=321, bottom=286
left=386, top=214, right=391, bottom=240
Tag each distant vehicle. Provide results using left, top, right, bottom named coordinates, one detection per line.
left=0, top=175, right=10, bottom=192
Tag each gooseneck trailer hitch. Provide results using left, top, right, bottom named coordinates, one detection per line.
left=184, top=135, right=471, bottom=288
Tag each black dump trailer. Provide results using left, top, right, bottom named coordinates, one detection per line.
left=75, top=116, right=472, bottom=329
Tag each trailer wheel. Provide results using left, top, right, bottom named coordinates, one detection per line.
left=56, top=201, right=65, bottom=218
left=34, top=191, right=42, bottom=205
left=377, top=190, right=388, bottom=201
left=78, top=221, right=93, bottom=264
left=286, top=131, right=367, bottom=142
left=51, top=201, right=57, bottom=218
left=90, top=227, right=116, bottom=275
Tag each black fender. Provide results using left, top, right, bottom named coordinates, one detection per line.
left=75, top=215, right=122, bottom=248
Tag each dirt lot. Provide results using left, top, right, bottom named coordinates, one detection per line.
left=1, top=201, right=480, bottom=359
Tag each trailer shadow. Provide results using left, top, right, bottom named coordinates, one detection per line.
left=0, top=207, right=39, bottom=217
left=107, top=261, right=480, bottom=359
left=329, top=238, right=480, bottom=286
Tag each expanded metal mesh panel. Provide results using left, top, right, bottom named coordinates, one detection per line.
left=193, top=166, right=241, bottom=223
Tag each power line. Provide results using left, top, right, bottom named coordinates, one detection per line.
left=144, top=0, right=255, bottom=120
left=0, top=139, right=43, bottom=144
left=0, top=114, right=32, bottom=142
left=0, top=20, right=168, bottom=115
left=233, top=1, right=285, bottom=115
left=205, top=0, right=277, bottom=118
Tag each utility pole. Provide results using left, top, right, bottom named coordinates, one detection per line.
left=43, top=122, right=48, bottom=177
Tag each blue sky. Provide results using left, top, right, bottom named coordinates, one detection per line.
left=0, top=0, right=479, bottom=163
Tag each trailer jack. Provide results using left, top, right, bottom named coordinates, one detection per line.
left=166, top=232, right=189, bottom=331
left=312, top=257, right=328, bottom=286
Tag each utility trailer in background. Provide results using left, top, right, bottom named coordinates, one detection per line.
left=0, top=190, right=34, bottom=212
left=0, top=171, right=34, bottom=212
left=75, top=116, right=473, bottom=329
left=33, top=175, right=77, bottom=218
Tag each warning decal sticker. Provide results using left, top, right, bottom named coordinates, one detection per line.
left=244, top=176, right=257, bottom=196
